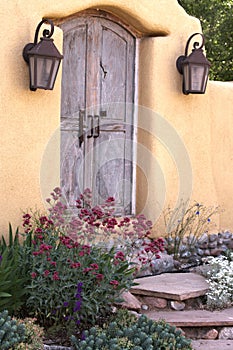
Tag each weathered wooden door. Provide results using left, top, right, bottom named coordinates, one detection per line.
left=60, top=13, right=135, bottom=214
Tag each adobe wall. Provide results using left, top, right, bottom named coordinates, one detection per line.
left=0, top=0, right=232, bottom=234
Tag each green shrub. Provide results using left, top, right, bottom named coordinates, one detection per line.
left=0, top=225, right=29, bottom=314
left=0, top=310, right=25, bottom=350
left=71, top=312, right=192, bottom=350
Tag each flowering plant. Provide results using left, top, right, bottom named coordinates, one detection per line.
left=204, top=252, right=233, bottom=309
left=45, top=187, right=164, bottom=268
left=164, top=201, right=218, bottom=259
left=25, top=217, right=135, bottom=329
left=23, top=188, right=164, bottom=336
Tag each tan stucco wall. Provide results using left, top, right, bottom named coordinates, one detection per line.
left=0, top=0, right=232, bottom=234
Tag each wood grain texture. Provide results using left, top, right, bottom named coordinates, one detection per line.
left=60, top=13, right=135, bottom=214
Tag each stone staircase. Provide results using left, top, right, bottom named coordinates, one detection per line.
left=129, top=272, right=233, bottom=350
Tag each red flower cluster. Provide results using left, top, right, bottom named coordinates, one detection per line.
left=32, top=243, right=53, bottom=256
left=31, top=272, right=37, bottom=279
left=114, top=251, right=125, bottom=265
left=53, top=271, right=59, bottom=280
left=142, top=237, right=165, bottom=257
left=70, top=262, right=81, bottom=269
left=22, top=213, right=32, bottom=233
left=103, top=217, right=118, bottom=229
left=109, top=280, right=119, bottom=288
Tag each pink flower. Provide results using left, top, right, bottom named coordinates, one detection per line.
left=110, top=280, right=119, bottom=287
left=36, top=234, right=44, bottom=240
left=35, top=228, right=43, bottom=233
left=31, top=272, right=37, bottom=279
left=106, top=197, right=115, bottom=203
left=23, top=213, right=31, bottom=219
left=83, top=267, right=92, bottom=273
left=114, top=251, right=125, bottom=261
left=50, top=261, right=57, bottom=267
left=53, top=272, right=60, bottom=280
left=90, top=263, right=99, bottom=270
left=43, top=270, right=50, bottom=277
left=70, top=262, right=81, bottom=268
left=40, top=243, right=52, bottom=251
left=32, top=251, right=41, bottom=256
left=39, top=216, right=48, bottom=225
left=96, top=273, right=104, bottom=281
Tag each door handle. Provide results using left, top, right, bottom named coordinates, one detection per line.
left=87, top=115, right=93, bottom=138
left=79, top=110, right=84, bottom=147
left=93, top=115, right=100, bottom=138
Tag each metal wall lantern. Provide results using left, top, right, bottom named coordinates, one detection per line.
left=23, top=19, right=63, bottom=91
left=176, top=33, right=211, bottom=95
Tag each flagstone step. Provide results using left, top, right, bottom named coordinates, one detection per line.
left=143, top=307, right=233, bottom=327
left=130, top=273, right=209, bottom=301
left=192, top=339, right=233, bottom=350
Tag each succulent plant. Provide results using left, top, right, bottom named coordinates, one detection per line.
left=0, top=310, right=25, bottom=349
left=12, top=318, right=44, bottom=350
left=71, top=311, right=192, bottom=350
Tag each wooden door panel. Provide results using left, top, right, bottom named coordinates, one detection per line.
left=60, top=14, right=135, bottom=214
left=60, top=21, right=87, bottom=205
left=92, top=130, right=132, bottom=213
left=61, top=24, right=87, bottom=117
left=60, top=120, right=84, bottom=206
left=101, top=27, right=127, bottom=111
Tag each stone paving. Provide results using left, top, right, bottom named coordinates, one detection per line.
left=192, top=339, right=233, bottom=350
left=131, top=272, right=209, bottom=301
left=145, top=307, right=233, bottom=327
left=129, top=272, right=233, bottom=349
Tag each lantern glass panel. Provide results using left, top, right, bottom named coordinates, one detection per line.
left=49, top=59, right=60, bottom=89
left=202, top=66, right=210, bottom=93
left=183, top=64, right=190, bottom=92
left=29, top=56, right=36, bottom=89
left=190, top=64, right=205, bottom=91
left=36, top=57, right=53, bottom=89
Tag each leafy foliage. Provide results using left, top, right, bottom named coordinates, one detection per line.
left=0, top=225, right=30, bottom=314
left=0, top=310, right=25, bottom=350
left=71, top=311, right=192, bottom=349
left=178, top=0, right=233, bottom=81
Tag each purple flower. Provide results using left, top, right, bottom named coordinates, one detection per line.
left=77, top=282, right=83, bottom=293
left=73, top=300, right=82, bottom=312
left=63, top=301, right=69, bottom=307
left=0, top=255, right=2, bottom=264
